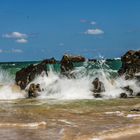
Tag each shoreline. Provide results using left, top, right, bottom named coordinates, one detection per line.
left=91, top=126, right=140, bottom=140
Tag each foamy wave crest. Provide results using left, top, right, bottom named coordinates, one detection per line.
left=0, top=60, right=139, bottom=100
left=28, top=60, right=139, bottom=100
left=0, top=69, right=25, bottom=100
left=0, top=85, right=25, bottom=100
left=0, top=69, right=14, bottom=84
left=0, top=121, right=47, bottom=128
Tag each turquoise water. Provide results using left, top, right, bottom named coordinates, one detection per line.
left=0, top=59, right=131, bottom=100
left=0, top=59, right=122, bottom=77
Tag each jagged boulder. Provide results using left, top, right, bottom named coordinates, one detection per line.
left=60, top=54, right=85, bottom=78
left=120, top=93, right=127, bottom=98
left=60, top=55, right=74, bottom=78
left=42, top=57, right=56, bottom=64
left=67, top=55, right=85, bottom=62
left=118, top=50, right=140, bottom=79
left=27, top=83, right=41, bottom=98
left=15, top=61, right=48, bottom=90
left=92, top=77, right=105, bottom=98
left=122, top=86, right=133, bottom=96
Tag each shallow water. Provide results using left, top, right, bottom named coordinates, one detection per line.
left=0, top=98, right=140, bottom=140
left=0, top=60, right=139, bottom=139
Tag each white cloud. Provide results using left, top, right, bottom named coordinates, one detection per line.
left=11, top=49, right=23, bottom=53
left=16, top=38, right=28, bottom=43
left=2, top=32, right=27, bottom=39
left=2, top=32, right=29, bottom=44
left=85, top=29, right=104, bottom=35
left=90, top=21, right=96, bottom=25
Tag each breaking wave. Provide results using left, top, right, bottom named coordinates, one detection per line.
left=0, top=59, right=139, bottom=100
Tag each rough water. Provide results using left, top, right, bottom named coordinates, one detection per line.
left=0, top=59, right=139, bottom=100
left=0, top=59, right=140, bottom=140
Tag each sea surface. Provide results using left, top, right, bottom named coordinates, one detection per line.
left=0, top=59, right=140, bottom=140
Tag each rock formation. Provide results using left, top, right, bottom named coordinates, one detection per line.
left=60, top=54, right=85, bottom=78
left=41, top=57, right=56, bottom=64
left=28, top=83, right=41, bottom=98
left=92, top=77, right=105, bottom=98
left=60, top=55, right=74, bottom=78
left=118, top=50, right=140, bottom=79
left=66, top=55, right=85, bottom=62
left=15, top=61, right=48, bottom=90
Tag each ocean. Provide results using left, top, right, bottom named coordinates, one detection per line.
left=0, top=59, right=121, bottom=99
left=0, top=59, right=139, bottom=100
left=0, top=59, right=140, bottom=140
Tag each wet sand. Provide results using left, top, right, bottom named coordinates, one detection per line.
left=0, top=98, right=140, bottom=140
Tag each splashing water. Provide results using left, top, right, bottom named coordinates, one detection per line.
left=0, top=59, right=139, bottom=100
left=28, top=59, right=139, bottom=100
left=0, top=69, right=25, bottom=99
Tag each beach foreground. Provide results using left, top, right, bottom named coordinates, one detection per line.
left=0, top=98, right=140, bottom=140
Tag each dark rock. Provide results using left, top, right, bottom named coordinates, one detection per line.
left=42, top=57, right=56, bottom=64
left=130, top=108, right=140, bottom=112
left=60, top=54, right=85, bottom=78
left=93, top=93, right=102, bottom=98
left=118, top=50, right=140, bottom=79
left=92, top=77, right=105, bottom=93
left=122, top=86, right=133, bottom=96
left=60, top=55, right=74, bottom=78
left=120, top=93, right=127, bottom=98
left=15, top=61, right=47, bottom=90
left=64, top=55, right=85, bottom=62
left=88, top=59, right=97, bottom=62
left=136, top=92, right=140, bottom=97
left=28, top=83, right=41, bottom=98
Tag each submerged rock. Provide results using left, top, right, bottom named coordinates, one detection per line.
left=93, top=93, right=102, bottom=98
left=15, top=61, right=48, bottom=90
left=92, top=78, right=105, bottom=93
left=118, top=50, right=140, bottom=79
left=136, top=92, right=140, bottom=97
left=122, top=86, right=133, bottom=96
left=28, top=83, right=41, bottom=98
left=120, top=93, right=127, bottom=98
left=130, top=108, right=140, bottom=112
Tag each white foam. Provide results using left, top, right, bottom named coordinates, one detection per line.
left=0, top=121, right=47, bottom=128
left=127, top=114, right=140, bottom=118
left=0, top=60, right=139, bottom=100
left=24, top=60, right=140, bottom=100
left=0, top=85, right=25, bottom=100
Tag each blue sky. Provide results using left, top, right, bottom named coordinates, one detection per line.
left=0, top=0, right=140, bottom=61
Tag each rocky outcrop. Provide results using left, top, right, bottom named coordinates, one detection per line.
left=41, top=57, right=56, bottom=64
left=122, top=86, right=133, bottom=96
left=15, top=61, right=48, bottom=90
left=120, top=93, right=127, bottom=98
left=118, top=50, right=140, bottom=79
left=27, top=83, right=41, bottom=98
left=92, top=78, right=105, bottom=98
left=61, top=55, right=86, bottom=62
left=60, top=54, right=85, bottom=78
left=60, top=55, right=74, bottom=78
